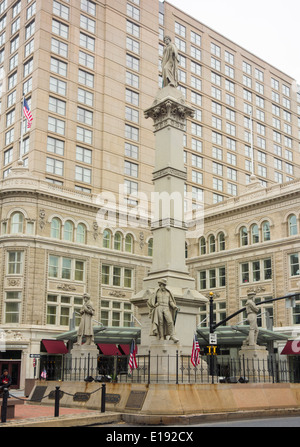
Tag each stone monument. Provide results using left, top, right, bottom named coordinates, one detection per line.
left=239, top=291, right=269, bottom=380
left=70, top=293, right=99, bottom=376
left=130, top=37, right=207, bottom=380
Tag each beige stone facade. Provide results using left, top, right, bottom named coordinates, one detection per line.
left=0, top=0, right=300, bottom=387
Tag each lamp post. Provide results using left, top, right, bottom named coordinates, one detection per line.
left=209, top=291, right=215, bottom=383
left=209, top=291, right=214, bottom=336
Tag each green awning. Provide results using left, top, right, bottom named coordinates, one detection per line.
left=56, top=325, right=141, bottom=345
left=197, top=325, right=289, bottom=347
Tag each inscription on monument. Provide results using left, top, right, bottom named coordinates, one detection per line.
left=30, top=386, right=47, bottom=402
left=105, top=393, right=121, bottom=404
left=48, top=390, right=64, bottom=400
left=125, top=390, right=147, bottom=410
left=73, top=392, right=90, bottom=402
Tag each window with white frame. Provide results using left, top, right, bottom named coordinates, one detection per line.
left=101, top=264, right=133, bottom=288
left=240, top=258, right=272, bottom=284
left=48, top=255, right=85, bottom=281
left=7, top=251, right=23, bottom=275
left=199, top=267, right=226, bottom=289
left=100, top=299, right=133, bottom=328
left=47, top=294, right=83, bottom=326
left=4, top=291, right=22, bottom=323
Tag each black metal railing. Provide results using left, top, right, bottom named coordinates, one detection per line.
left=38, top=353, right=300, bottom=385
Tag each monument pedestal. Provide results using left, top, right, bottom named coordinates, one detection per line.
left=70, top=344, right=99, bottom=379
left=239, top=344, right=270, bottom=382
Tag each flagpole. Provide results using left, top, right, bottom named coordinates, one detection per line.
left=19, top=95, right=25, bottom=164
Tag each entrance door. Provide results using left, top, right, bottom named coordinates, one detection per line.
left=0, top=361, right=21, bottom=389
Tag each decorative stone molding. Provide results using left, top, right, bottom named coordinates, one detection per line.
left=39, top=209, right=46, bottom=230
left=247, top=286, right=266, bottom=294
left=151, top=218, right=187, bottom=231
left=139, top=232, right=145, bottom=250
left=93, top=221, right=99, bottom=240
left=108, top=290, right=126, bottom=298
left=152, top=166, right=187, bottom=181
left=7, top=278, right=21, bottom=287
left=57, top=284, right=77, bottom=292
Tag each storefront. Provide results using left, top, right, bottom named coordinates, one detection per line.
left=0, top=350, right=22, bottom=389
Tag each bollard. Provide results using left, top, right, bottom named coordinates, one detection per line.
left=1, top=388, right=9, bottom=423
left=54, top=386, right=60, bottom=417
left=101, top=383, right=106, bottom=413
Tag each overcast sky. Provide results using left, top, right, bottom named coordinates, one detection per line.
left=167, top=0, right=300, bottom=85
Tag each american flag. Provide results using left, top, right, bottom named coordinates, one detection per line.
left=23, top=97, right=33, bottom=129
left=128, top=339, right=138, bottom=373
left=191, top=334, right=201, bottom=367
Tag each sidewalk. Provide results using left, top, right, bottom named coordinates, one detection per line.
left=0, top=390, right=122, bottom=427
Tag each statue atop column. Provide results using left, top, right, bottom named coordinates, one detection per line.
left=147, top=279, right=179, bottom=343
left=162, top=36, right=179, bottom=88
left=75, top=293, right=95, bottom=346
left=244, top=291, right=259, bottom=346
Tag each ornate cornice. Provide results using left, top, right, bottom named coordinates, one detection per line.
left=152, top=166, right=187, bottom=181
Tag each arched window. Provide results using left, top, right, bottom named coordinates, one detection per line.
left=199, top=237, right=206, bottom=255
left=76, top=223, right=86, bottom=244
left=103, top=229, right=111, bottom=248
left=288, top=215, right=298, bottom=236
left=11, top=212, right=24, bottom=234
left=63, top=221, right=74, bottom=241
left=251, top=224, right=259, bottom=244
left=240, top=227, right=248, bottom=246
left=208, top=235, right=215, bottom=253
left=51, top=218, right=61, bottom=239
left=218, top=232, right=225, bottom=251
left=114, top=232, right=122, bottom=251
left=262, top=221, right=271, bottom=241
left=148, top=238, right=153, bottom=257
left=125, top=234, right=133, bottom=253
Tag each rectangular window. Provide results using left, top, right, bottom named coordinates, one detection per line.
left=290, top=254, right=300, bottom=276
left=50, top=76, right=67, bottom=96
left=51, top=57, right=67, bottom=77
left=102, top=265, right=110, bottom=285
left=78, top=88, right=93, bottom=106
left=77, top=126, right=93, bottom=144
left=5, top=291, right=21, bottom=323
left=46, top=157, right=64, bottom=176
left=53, top=1, right=69, bottom=20
left=51, top=37, right=68, bottom=58
left=75, top=165, right=91, bottom=183
left=78, top=69, right=94, bottom=87
left=8, top=251, right=23, bottom=275
left=76, top=146, right=92, bottom=164
left=52, top=19, right=69, bottom=38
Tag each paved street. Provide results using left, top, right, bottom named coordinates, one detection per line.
left=90, top=416, right=300, bottom=428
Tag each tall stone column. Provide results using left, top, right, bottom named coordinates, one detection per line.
left=131, top=86, right=207, bottom=369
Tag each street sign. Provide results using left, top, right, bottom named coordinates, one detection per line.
left=209, top=333, right=217, bottom=345
left=29, top=354, right=41, bottom=358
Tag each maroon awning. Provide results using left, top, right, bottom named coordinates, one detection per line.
left=42, top=339, right=68, bottom=354
left=119, top=344, right=130, bottom=355
left=97, top=344, right=121, bottom=355
left=281, top=340, right=300, bottom=355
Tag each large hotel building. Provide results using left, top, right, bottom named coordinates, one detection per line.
left=0, top=0, right=300, bottom=388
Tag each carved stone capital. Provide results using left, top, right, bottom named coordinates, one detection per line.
left=145, top=97, right=194, bottom=132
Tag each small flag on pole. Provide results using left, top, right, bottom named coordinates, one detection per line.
left=191, top=334, right=201, bottom=367
left=23, top=97, right=33, bottom=129
left=128, top=339, right=138, bottom=373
